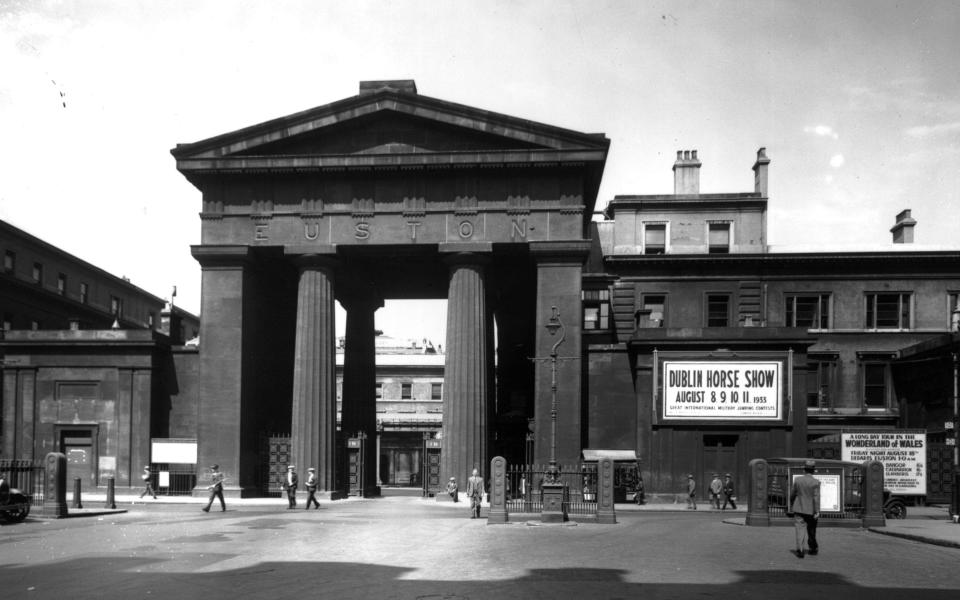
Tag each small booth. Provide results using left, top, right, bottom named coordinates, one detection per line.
left=582, top=449, right=641, bottom=503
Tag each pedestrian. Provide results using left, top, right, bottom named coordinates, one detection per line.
left=789, top=459, right=821, bottom=558
left=709, top=473, right=723, bottom=509
left=202, top=464, right=225, bottom=512
left=466, top=468, right=484, bottom=518
left=633, top=475, right=645, bottom=505
left=284, top=465, right=298, bottom=509
left=721, top=473, right=737, bottom=510
left=686, top=473, right=697, bottom=510
left=139, top=465, right=157, bottom=500
left=305, top=467, right=319, bottom=510
left=446, top=476, right=459, bottom=502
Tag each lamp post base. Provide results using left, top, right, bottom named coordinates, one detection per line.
left=541, top=482, right=568, bottom=523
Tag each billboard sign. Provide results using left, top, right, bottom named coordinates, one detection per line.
left=841, top=431, right=926, bottom=495
left=662, top=361, right=782, bottom=421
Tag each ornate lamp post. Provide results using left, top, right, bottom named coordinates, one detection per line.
left=951, top=300, right=960, bottom=522
left=545, top=306, right=566, bottom=484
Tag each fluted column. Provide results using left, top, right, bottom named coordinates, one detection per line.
left=291, top=255, right=338, bottom=492
left=340, top=294, right=382, bottom=496
left=441, top=252, right=490, bottom=486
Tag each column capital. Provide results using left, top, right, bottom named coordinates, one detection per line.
left=191, top=245, right=253, bottom=269
left=440, top=242, right=492, bottom=268
left=529, top=241, right=591, bottom=264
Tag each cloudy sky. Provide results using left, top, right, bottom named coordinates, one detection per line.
left=2, top=0, right=958, bottom=343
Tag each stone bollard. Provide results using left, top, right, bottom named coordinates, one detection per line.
left=72, top=477, right=83, bottom=509
left=105, top=477, right=116, bottom=509
left=861, top=460, right=885, bottom=527
left=43, top=452, right=68, bottom=518
left=745, top=458, right=769, bottom=526
left=488, top=456, right=508, bottom=524
left=596, top=457, right=617, bottom=524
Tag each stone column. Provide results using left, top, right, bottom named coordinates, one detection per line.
left=440, top=245, right=491, bottom=487
left=190, top=245, right=252, bottom=496
left=340, top=292, right=383, bottom=496
left=290, top=254, right=338, bottom=493
left=530, top=242, right=590, bottom=466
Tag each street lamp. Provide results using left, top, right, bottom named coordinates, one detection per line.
left=951, top=299, right=960, bottom=522
left=545, top=306, right=566, bottom=484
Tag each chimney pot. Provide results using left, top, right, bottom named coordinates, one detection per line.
left=673, top=149, right=702, bottom=195
left=890, top=209, right=917, bottom=243
left=752, top=147, right=771, bottom=197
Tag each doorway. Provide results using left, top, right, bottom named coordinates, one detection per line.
left=58, top=426, right=98, bottom=490
left=703, top=434, right=738, bottom=499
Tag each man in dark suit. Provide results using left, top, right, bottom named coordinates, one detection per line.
left=284, top=465, right=298, bottom=509
left=789, top=460, right=821, bottom=558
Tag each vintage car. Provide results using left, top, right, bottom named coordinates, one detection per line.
left=0, top=477, right=31, bottom=523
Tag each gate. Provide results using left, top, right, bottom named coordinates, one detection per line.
left=346, top=434, right=366, bottom=496
left=422, top=438, right=442, bottom=496
left=259, top=433, right=292, bottom=496
left=0, top=459, right=45, bottom=507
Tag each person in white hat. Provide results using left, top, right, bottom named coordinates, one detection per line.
left=284, top=465, right=299, bottom=509
left=305, top=467, right=319, bottom=510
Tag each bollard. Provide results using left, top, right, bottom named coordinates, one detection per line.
left=488, top=456, right=508, bottom=524
left=43, top=452, right=68, bottom=518
left=105, top=477, right=116, bottom=509
left=745, top=458, right=769, bottom=526
left=596, top=457, right=617, bottom=524
left=73, top=477, right=83, bottom=509
left=861, top=460, right=886, bottom=527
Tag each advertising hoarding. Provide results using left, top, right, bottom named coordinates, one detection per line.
left=840, top=431, right=926, bottom=495
left=662, top=361, right=782, bottom=421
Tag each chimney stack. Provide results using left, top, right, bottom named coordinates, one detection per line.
left=890, top=209, right=917, bottom=244
left=359, top=80, right=418, bottom=95
left=673, top=150, right=701, bottom=195
left=752, top=147, right=770, bottom=197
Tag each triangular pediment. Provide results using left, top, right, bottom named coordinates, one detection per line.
left=172, top=83, right=609, bottom=165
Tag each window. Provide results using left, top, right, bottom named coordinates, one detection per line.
left=806, top=358, right=836, bottom=411
left=401, top=383, right=412, bottom=400
left=582, top=289, right=611, bottom=330
left=863, top=363, right=888, bottom=409
left=57, top=273, right=67, bottom=296
left=643, top=223, right=667, bottom=254
left=110, top=295, right=123, bottom=318
left=638, top=294, right=665, bottom=327
left=431, top=383, right=442, bottom=400
left=148, top=312, right=156, bottom=329
left=708, top=222, right=731, bottom=254
left=79, top=282, right=88, bottom=304
left=786, top=294, right=831, bottom=329
left=3, top=250, right=14, bottom=272
left=706, top=294, right=730, bottom=327
left=865, top=293, right=911, bottom=329
left=375, top=383, right=383, bottom=400
left=32, top=262, right=43, bottom=284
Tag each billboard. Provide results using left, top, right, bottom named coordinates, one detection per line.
left=662, top=361, right=782, bottom=421
left=841, top=431, right=926, bottom=495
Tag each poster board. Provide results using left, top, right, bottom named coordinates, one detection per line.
left=791, top=471, right=841, bottom=513
left=662, top=360, right=782, bottom=421
left=840, top=430, right=926, bottom=495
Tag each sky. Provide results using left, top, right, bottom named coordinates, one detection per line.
left=2, top=0, right=958, bottom=344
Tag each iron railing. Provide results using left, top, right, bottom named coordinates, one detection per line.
left=147, top=464, right=197, bottom=496
left=765, top=461, right=865, bottom=520
left=505, top=462, right=599, bottom=516
left=0, top=459, right=44, bottom=506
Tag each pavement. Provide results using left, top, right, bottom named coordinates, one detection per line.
left=33, top=492, right=960, bottom=549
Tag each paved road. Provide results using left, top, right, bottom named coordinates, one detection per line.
left=2, top=497, right=959, bottom=599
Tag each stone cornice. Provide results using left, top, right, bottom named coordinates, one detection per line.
left=190, top=245, right=253, bottom=269
left=529, top=240, right=592, bottom=263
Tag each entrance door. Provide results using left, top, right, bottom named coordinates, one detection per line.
left=703, top=434, right=738, bottom=498
left=60, top=428, right=97, bottom=490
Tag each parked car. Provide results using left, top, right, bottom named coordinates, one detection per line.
left=0, top=477, right=31, bottom=523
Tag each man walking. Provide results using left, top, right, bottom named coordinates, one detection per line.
left=686, top=473, right=697, bottom=510
left=284, top=465, right=298, bottom=509
left=721, top=473, right=737, bottom=510
left=202, top=464, right=225, bottom=513
left=304, top=467, right=319, bottom=510
left=709, top=473, right=723, bottom=509
left=139, top=465, right=157, bottom=500
left=466, top=468, right=484, bottom=519
left=789, top=460, right=821, bottom=558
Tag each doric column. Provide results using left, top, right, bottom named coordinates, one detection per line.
left=440, top=245, right=491, bottom=485
left=340, top=291, right=383, bottom=496
left=291, top=254, right=338, bottom=492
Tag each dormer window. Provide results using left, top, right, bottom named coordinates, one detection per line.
left=643, top=223, right=667, bottom=254
left=708, top=222, right=731, bottom=254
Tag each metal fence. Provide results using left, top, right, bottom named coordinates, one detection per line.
left=148, top=464, right=197, bottom=496
left=0, top=459, right=45, bottom=506
left=765, top=461, right=865, bottom=520
left=505, top=463, right=599, bottom=516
